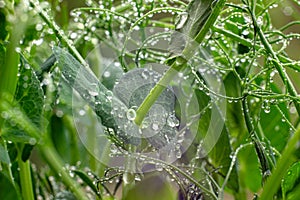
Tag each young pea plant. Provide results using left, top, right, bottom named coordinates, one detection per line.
left=0, top=0, right=300, bottom=200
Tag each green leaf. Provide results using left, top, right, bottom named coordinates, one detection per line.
left=259, top=83, right=290, bottom=152
left=0, top=143, right=10, bottom=164
left=53, top=47, right=140, bottom=146
left=238, top=146, right=262, bottom=192
left=195, top=89, right=239, bottom=192
left=2, top=57, right=44, bottom=152
left=0, top=172, right=20, bottom=200
left=282, top=162, right=300, bottom=199
left=101, top=62, right=124, bottom=90
left=224, top=72, right=247, bottom=141
left=73, top=170, right=100, bottom=197
left=15, top=57, right=44, bottom=127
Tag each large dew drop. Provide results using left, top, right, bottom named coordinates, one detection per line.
left=126, top=108, right=136, bottom=121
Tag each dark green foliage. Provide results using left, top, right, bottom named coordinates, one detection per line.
left=282, top=162, right=300, bottom=199
left=0, top=172, right=20, bottom=199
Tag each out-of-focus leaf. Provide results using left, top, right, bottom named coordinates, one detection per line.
left=53, top=47, right=140, bottom=146
left=73, top=170, right=100, bottom=197
left=0, top=172, right=20, bottom=200
left=281, top=162, right=300, bottom=199
left=124, top=175, right=175, bottom=200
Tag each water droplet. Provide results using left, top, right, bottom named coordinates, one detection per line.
left=167, top=115, right=179, bottom=127
left=151, top=123, right=159, bottom=131
left=35, top=23, right=43, bottom=31
left=1, top=111, right=9, bottom=119
left=264, top=107, right=270, bottom=113
left=141, top=69, right=149, bottom=79
left=70, top=32, right=78, bottom=39
left=103, top=71, right=111, bottom=78
left=56, top=110, right=64, bottom=117
left=88, top=90, right=99, bottom=96
left=24, top=64, right=30, bottom=69
left=29, top=138, right=37, bottom=145
left=79, top=109, right=86, bottom=116
left=155, top=163, right=163, bottom=171
left=126, top=108, right=136, bottom=121
left=242, top=29, right=249, bottom=36
left=175, top=150, right=182, bottom=158
left=175, top=12, right=188, bottom=29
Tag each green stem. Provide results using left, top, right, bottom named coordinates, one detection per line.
left=122, top=145, right=137, bottom=198
left=18, top=154, right=34, bottom=200
left=134, top=0, right=227, bottom=125
left=193, top=0, right=227, bottom=45
left=250, top=11, right=300, bottom=117
left=259, top=128, right=300, bottom=200
left=134, top=58, right=185, bottom=125
left=0, top=139, right=15, bottom=185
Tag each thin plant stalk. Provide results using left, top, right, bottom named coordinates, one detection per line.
left=18, top=154, right=35, bottom=200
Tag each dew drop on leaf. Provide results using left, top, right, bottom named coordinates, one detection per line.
left=79, top=109, right=86, bottom=116
left=151, top=123, right=159, bottom=131
left=103, top=71, right=111, bottom=78
left=88, top=90, right=99, bottom=97
left=126, top=108, right=136, bottom=121
left=141, top=69, right=149, bottom=79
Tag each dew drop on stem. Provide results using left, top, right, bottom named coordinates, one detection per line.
left=155, top=163, right=163, bottom=171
